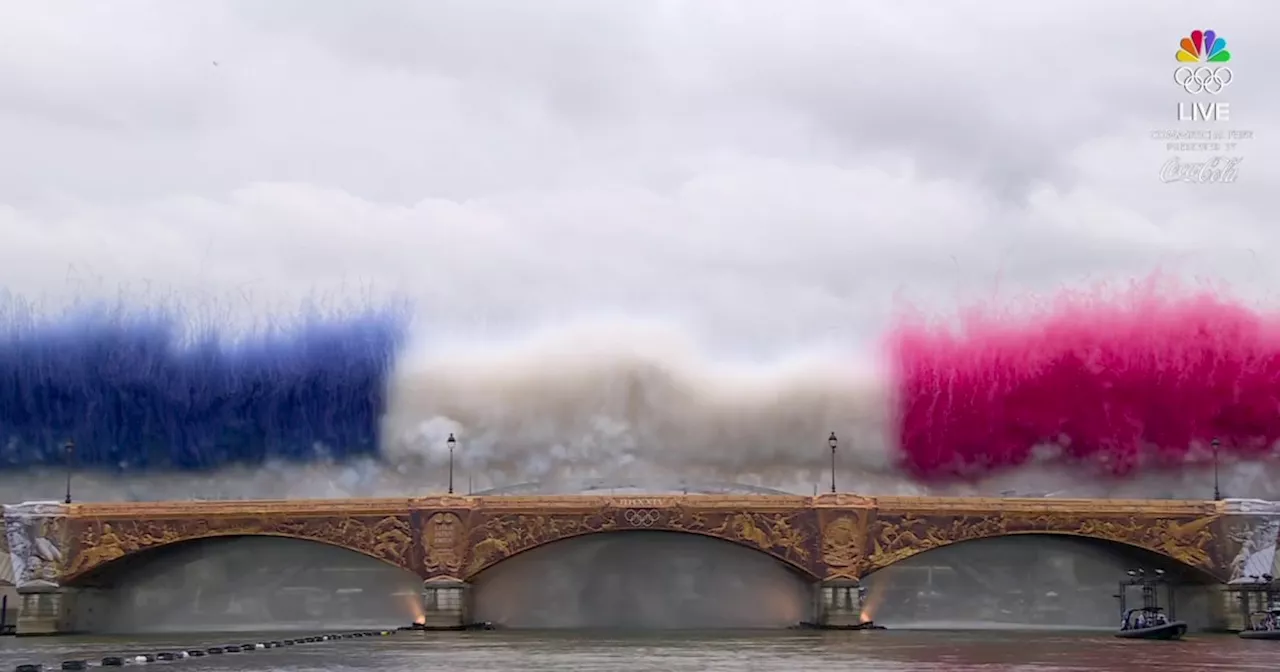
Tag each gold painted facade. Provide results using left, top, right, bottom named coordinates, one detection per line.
left=462, top=498, right=818, bottom=578
left=46, top=494, right=1251, bottom=585
left=61, top=499, right=417, bottom=582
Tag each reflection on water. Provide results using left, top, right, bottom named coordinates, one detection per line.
left=2, top=630, right=1276, bottom=672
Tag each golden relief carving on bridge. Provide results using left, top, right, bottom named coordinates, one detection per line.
left=53, top=494, right=1238, bottom=584
left=421, top=512, right=466, bottom=575
left=464, top=504, right=818, bottom=578
left=865, top=511, right=1220, bottom=576
left=63, top=514, right=415, bottom=581
left=819, top=510, right=870, bottom=580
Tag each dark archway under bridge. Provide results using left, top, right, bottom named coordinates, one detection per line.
left=60, top=535, right=421, bottom=634
left=861, top=533, right=1219, bottom=631
left=467, top=529, right=815, bottom=629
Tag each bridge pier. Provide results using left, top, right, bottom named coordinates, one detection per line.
left=14, top=585, right=75, bottom=635
left=814, top=579, right=869, bottom=628
left=420, top=577, right=470, bottom=630
left=1206, top=583, right=1245, bottom=632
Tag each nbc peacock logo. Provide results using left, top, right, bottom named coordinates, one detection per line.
left=1173, top=30, right=1233, bottom=95
left=1176, top=30, right=1231, bottom=63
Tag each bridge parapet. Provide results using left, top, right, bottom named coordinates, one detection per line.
left=1220, top=498, right=1280, bottom=515
left=871, top=496, right=1222, bottom=514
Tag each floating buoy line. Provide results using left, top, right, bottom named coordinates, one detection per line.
left=12, top=629, right=398, bottom=671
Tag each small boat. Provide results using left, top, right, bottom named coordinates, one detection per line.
left=1115, top=607, right=1187, bottom=640
left=1238, top=608, right=1280, bottom=640
left=400, top=620, right=496, bottom=631
left=794, top=620, right=886, bottom=631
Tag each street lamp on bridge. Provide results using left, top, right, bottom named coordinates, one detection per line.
left=447, top=433, right=457, bottom=495
left=828, top=432, right=838, bottom=494
left=63, top=440, right=75, bottom=504
left=1211, top=437, right=1222, bottom=501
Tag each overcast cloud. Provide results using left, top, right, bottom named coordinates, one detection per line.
left=1, top=0, right=1276, bottom=354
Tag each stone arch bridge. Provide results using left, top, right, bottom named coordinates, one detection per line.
left=4, top=494, right=1278, bottom=633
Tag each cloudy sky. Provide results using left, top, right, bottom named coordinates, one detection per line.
left=1, top=0, right=1276, bottom=354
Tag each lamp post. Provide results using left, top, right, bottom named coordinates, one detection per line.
left=1211, top=437, right=1221, bottom=501
left=63, top=440, right=75, bottom=504
left=828, top=432, right=838, bottom=494
left=447, top=433, right=456, bottom=495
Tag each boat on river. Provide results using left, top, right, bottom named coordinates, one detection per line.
left=1113, top=569, right=1186, bottom=640
left=1115, top=607, right=1187, bottom=640
left=794, top=620, right=886, bottom=630
left=399, top=620, right=496, bottom=631
left=1239, top=607, right=1280, bottom=640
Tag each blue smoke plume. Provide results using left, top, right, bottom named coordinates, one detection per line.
left=0, top=297, right=407, bottom=471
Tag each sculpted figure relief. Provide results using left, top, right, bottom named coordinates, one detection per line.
left=463, top=504, right=816, bottom=577
left=708, top=512, right=811, bottom=563
left=1140, top=518, right=1216, bottom=570
left=64, top=514, right=415, bottom=579
left=347, top=516, right=415, bottom=566
left=5, top=514, right=66, bottom=587
left=465, top=512, right=609, bottom=576
left=422, top=512, right=466, bottom=575
left=866, top=511, right=1220, bottom=576
left=65, top=522, right=129, bottom=577
left=820, top=514, right=866, bottom=579
left=666, top=508, right=710, bottom=532
left=1227, top=519, right=1280, bottom=582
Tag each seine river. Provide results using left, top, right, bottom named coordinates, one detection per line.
left=1, top=630, right=1275, bottom=671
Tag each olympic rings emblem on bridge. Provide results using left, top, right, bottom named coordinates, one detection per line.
left=1173, top=66, right=1233, bottom=95
left=623, top=508, right=662, bottom=528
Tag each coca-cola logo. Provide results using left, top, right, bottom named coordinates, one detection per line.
left=1160, top=155, right=1242, bottom=184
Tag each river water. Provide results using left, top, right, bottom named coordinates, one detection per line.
left=1, top=630, right=1275, bottom=671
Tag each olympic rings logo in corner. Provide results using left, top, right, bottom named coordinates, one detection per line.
left=1174, top=66, right=1233, bottom=95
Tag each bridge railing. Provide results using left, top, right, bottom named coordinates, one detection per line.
left=871, top=496, right=1223, bottom=515
left=60, top=498, right=421, bottom=517
left=32, top=493, right=1240, bottom=519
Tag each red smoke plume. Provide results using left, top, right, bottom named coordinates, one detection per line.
left=890, top=278, right=1280, bottom=480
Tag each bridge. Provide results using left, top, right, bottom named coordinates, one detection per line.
left=3, top=494, right=1279, bottom=634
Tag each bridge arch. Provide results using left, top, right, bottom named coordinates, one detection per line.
left=62, top=516, right=419, bottom=587
left=466, top=525, right=818, bottom=581
left=864, top=530, right=1221, bottom=584
left=460, top=505, right=820, bottom=581
left=857, top=531, right=1222, bottom=629
left=59, top=534, right=423, bottom=634
left=64, top=532, right=414, bottom=587
left=467, top=528, right=816, bottom=628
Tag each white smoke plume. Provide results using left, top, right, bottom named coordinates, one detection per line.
left=381, top=318, right=894, bottom=491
